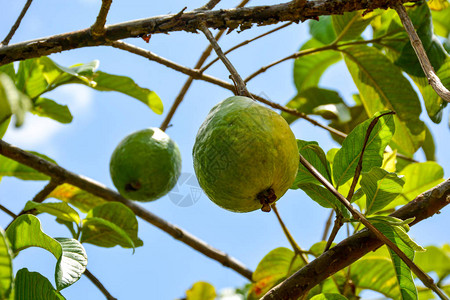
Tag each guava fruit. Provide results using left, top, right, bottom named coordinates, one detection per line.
left=193, top=96, right=298, bottom=213
left=110, top=127, right=181, bottom=202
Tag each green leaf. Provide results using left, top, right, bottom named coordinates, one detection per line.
left=0, top=116, right=10, bottom=139
left=432, top=5, right=450, bottom=37
left=0, top=228, right=13, bottom=299
left=414, top=245, right=450, bottom=278
left=0, top=73, right=32, bottom=127
left=6, top=214, right=62, bottom=258
left=185, top=282, right=216, bottom=300
left=298, top=183, right=350, bottom=219
left=80, top=202, right=143, bottom=249
left=422, top=125, right=436, bottom=161
left=309, top=16, right=337, bottom=44
left=379, top=4, right=449, bottom=123
left=0, top=63, right=15, bottom=81
left=332, top=111, right=395, bottom=188
left=14, top=268, right=65, bottom=300
left=360, top=167, right=405, bottom=215
left=329, top=103, right=369, bottom=144
left=283, top=87, right=344, bottom=124
left=16, top=59, right=49, bottom=99
left=54, top=238, right=87, bottom=291
left=313, top=103, right=351, bottom=123
left=332, top=10, right=378, bottom=41
left=343, top=45, right=425, bottom=157
left=310, top=293, right=348, bottom=300
left=400, top=162, right=444, bottom=202
left=248, top=248, right=305, bottom=300
left=31, top=97, right=73, bottom=124
left=0, top=152, right=56, bottom=180
left=89, top=71, right=163, bottom=114
left=373, top=222, right=419, bottom=300
left=291, top=140, right=331, bottom=187
left=293, top=39, right=341, bottom=92
left=24, top=201, right=81, bottom=224
left=351, top=249, right=402, bottom=299
left=429, top=0, right=449, bottom=11
left=47, top=183, right=107, bottom=213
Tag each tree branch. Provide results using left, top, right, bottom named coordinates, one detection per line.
left=393, top=2, right=450, bottom=103
left=0, top=139, right=253, bottom=281
left=91, top=0, right=113, bottom=36
left=0, top=0, right=419, bottom=66
left=0, top=0, right=34, bottom=46
left=83, top=269, right=117, bottom=300
left=261, top=177, right=450, bottom=299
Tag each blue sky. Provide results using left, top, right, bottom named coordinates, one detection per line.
left=0, top=0, right=449, bottom=299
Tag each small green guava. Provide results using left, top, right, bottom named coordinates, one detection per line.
left=110, top=127, right=181, bottom=202
left=193, top=96, right=299, bottom=213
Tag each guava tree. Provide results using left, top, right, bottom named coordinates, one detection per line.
left=0, top=0, right=449, bottom=299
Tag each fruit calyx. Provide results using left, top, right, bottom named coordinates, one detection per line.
left=257, top=187, right=277, bottom=212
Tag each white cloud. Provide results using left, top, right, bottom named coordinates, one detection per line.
left=4, top=85, right=94, bottom=150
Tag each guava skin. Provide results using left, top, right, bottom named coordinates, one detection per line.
left=110, top=128, right=182, bottom=202
left=193, top=96, right=299, bottom=213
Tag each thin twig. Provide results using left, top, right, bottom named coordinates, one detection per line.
left=322, top=210, right=334, bottom=241
left=393, top=2, right=450, bottom=103
left=0, top=204, right=16, bottom=218
left=0, top=139, right=253, bottom=280
left=298, top=155, right=449, bottom=300
left=91, top=0, right=113, bottom=36
left=324, top=213, right=343, bottom=252
left=272, top=204, right=309, bottom=264
left=200, top=24, right=252, bottom=97
left=201, top=22, right=293, bottom=72
left=83, top=269, right=117, bottom=300
left=262, top=177, right=450, bottom=299
left=0, top=0, right=34, bottom=46
left=195, top=0, right=221, bottom=11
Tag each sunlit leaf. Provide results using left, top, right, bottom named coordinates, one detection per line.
left=422, top=125, right=436, bottom=161
left=298, top=183, right=350, bottom=219
left=24, top=201, right=81, bottom=224
left=54, top=238, right=87, bottom=291
left=0, top=152, right=55, bottom=180
left=313, top=103, right=351, bottom=123
left=414, top=245, right=450, bottom=278
left=6, top=214, right=62, bottom=258
left=185, top=282, right=216, bottom=300
left=32, top=97, right=73, bottom=124
left=332, top=111, right=395, bottom=188
left=329, top=103, right=369, bottom=144
left=48, top=184, right=107, bottom=213
left=0, top=228, right=13, bottom=299
left=309, top=16, right=336, bottom=44
left=291, top=140, right=331, bottom=187
left=293, top=39, right=341, bottom=93
left=332, top=10, right=379, bottom=41
left=343, top=45, right=425, bottom=157
left=14, top=268, right=65, bottom=300
left=360, top=167, right=404, bottom=215
left=373, top=222, right=419, bottom=300
left=248, top=248, right=305, bottom=300
left=429, top=0, right=449, bottom=11
left=283, top=88, right=344, bottom=124
left=382, top=150, right=397, bottom=172
left=432, top=5, right=450, bottom=37
left=0, top=73, right=32, bottom=127
left=0, top=116, right=10, bottom=139
left=80, top=202, right=143, bottom=249
left=310, top=293, right=348, bottom=300
left=0, top=63, right=15, bottom=81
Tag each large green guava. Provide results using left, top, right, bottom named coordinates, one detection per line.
left=193, top=96, right=299, bottom=213
left=110, top=127, right=181, bottom=202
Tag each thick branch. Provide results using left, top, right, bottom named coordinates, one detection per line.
left=0, top=0, right=418, bottom=66
left=262, top=178, right=450, bottom=299
left=0, top=139, right=253, bottom=280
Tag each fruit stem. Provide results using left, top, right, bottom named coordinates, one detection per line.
left=257, top=188, right=277, bottom=212
left=272, top=204, right=309, bottom=265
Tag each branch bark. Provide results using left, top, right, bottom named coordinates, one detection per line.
left=0, top=0, right=419, bottom=66
left=91, top=0, right=113, bottom=36
left=261, top=178, right=450, bottom=300
left=0, top=139, right=253, bottom=281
